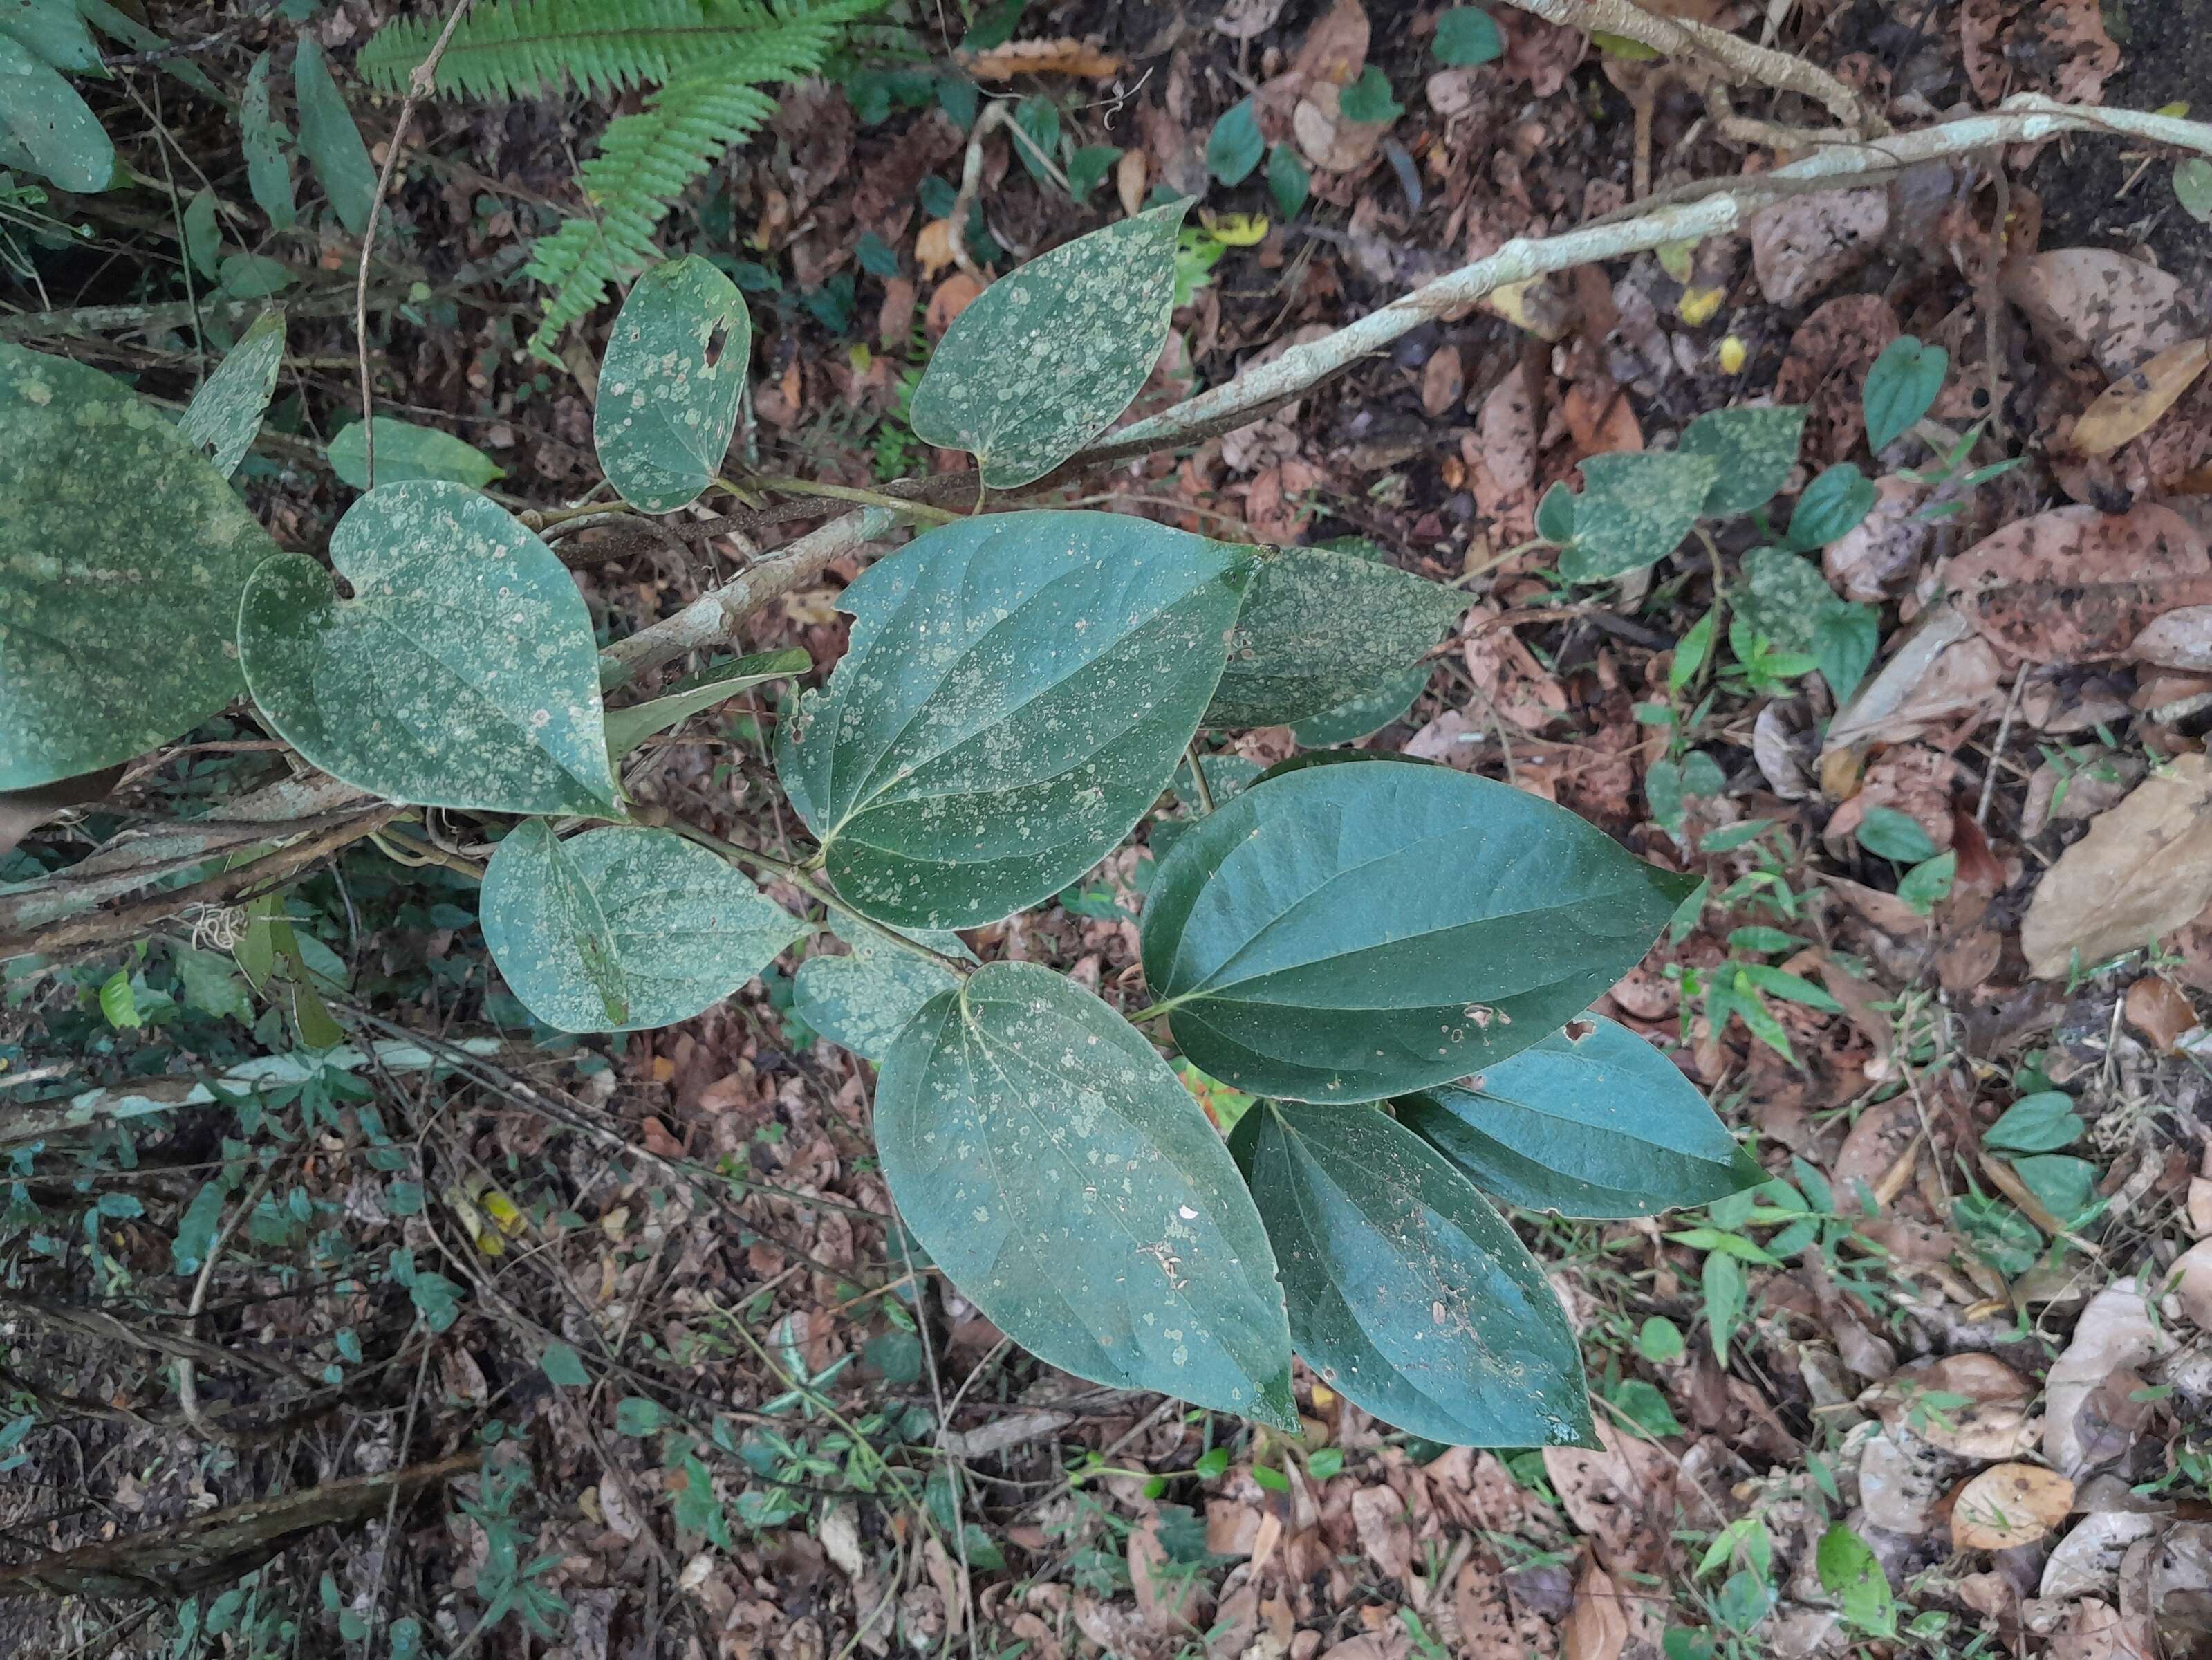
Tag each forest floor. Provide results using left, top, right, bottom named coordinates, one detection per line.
left=5, top=1, right=2212, bottom=1657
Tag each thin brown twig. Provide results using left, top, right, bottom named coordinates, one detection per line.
left=175, top=1161, right=283, bottom=1450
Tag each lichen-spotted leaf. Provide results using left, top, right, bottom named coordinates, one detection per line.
left=1289, top=660, right=1431, bottom=746
left=178, top=309, right=286, bottom=479
left=1230, top=1101, right=1592, bottom=1446
left=774, top=510, right=1249, bottom=930
left=0, top=342, right=281, bottom=790
left=1677, top=404, right=1805, bottom=517
left=792, top=922, right=970, bottom=1062
left=909, top=199, right=1191, bottom=488
left=876, top=961, right=1295, bottom=1426
left=481, top=822, right=800, bottom=1033
left=1140, top=761, right=1692, bottom=1102
left=237, top=481, right=620, bottom=813
left=328, top=416, right=504, bottom=491
left=594, top=256, right=750, bottom=512
left=1207, top=542, right=1466, bottom=727
left=0, top=32, right=112, bottom=192
left=1398, top=1015, right=1763, bottom=1217
left=1556, top=451, right=1718, bottom=583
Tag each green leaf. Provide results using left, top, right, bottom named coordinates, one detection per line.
left=594, top=255, right=750, bottom=512
left=97, top=966, right=138, bottom=1029
left=792, top=924, right=969, bottom=1062
left=481, top=822, right=799, bottom=1033
left=1535, top=480, right=1576, bottom=544
left=614, top=1396, right=666, bottom=1436
left=1433, top=8, right=1505, bottom=65
left=327, top=416, right=503, bottom=490
left=1855, top=804, right=1935, bottom=863
left=1207, top=98, right=1263, bottom=186
left=1012, top=95, right=1059, bottom=187
left=216, top=252, right=294, bottom=300
left=602, top=647, right=807, bottom=762
left=239, top=53, right=296, bottom=230
left=1207, top=544, right=1465, bottom=727
left=1556, top=452, right=1718, bottom=582
left=1896, top=851, right=1955, bottom=914
left=0, top=0, right=102, bottom=71
left=1400, top=1016, right=1760, bottom=1216
left=776, top=510, right=1249, bottom=929
left=1677, top=405, right=1804, bottom=517
left=172, top=1180, right=227, bottom=1275
left=1787, top=462, right=1875, bottom=550
left=1289, top=659, right=1431, bottom=746
left=1231, top=1100, right=1592, bottom=1446
left=1862, top=335, right=1947, bottom=452
left=1338, top=66, right=1402, bottom=124
left=0, top=343, right=278, bottom=790
left=292, top=37, right=375, bottom=237
left=2015, top=1153, right=2100, bottom=1228
left=0, top=33, right=111, bottom=192
left=1140, top=762, right=1691, bottom=1102
left=1984, top=1091, right=2082, bottom=1153
left=1669, top=608, right=1716, bottom=693
left=1736, top=546, right=1833, bottom=656
left=2177, top=158, right=2212, bottom=224
left=170, top=943, right=254, bottom=1022
left=1702, top=1250, right=1745, bottom=1359
left=1267, top=144, right=1309, bottom=219
left=1066, top=143, right=1119, bottom=202
left=1816, top=1524, right=1896, bottom=1637
left=909, top=199, right=1191, bottom=487
left=540, top=1340, right=591, bottom=1387
left=1611, top=1378, right=1683, bottom=1439
left=1638, top=1315, right=1684, bottom=1363
left=876, top=962, right=1294, bottom=1426
left=1814, top=600, right=1879, bottom=703
left=238, top=481, right=620, bottom=813
left=178, top=308, right=286, bottom=479
left=181, top=188, right=221, bottom=280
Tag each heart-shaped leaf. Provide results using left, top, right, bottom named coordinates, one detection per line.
left=1, top=343, right=281, bottom=790
left=1398, top=1016, right=1761, bottom=1216
left=876, top=961, right=1295, bottom=1426
left=1556, top=452, right=1718, bottom=582
left=179, top=309, right=287, bottom=478
left=238, top=481, right=620, bottom=813
left=1678, top=405, right=1805, bottom=517
left=1231, top=1100, right=1592, bottom=1446
left=909, top=199, right=1190, bottom=488
left=1206, top=544, right=1465, bottom=727
left=328, top=416, right=503, bottom=490
left=776, top=510, right=1249, bottom=930
left=594, top=255, right=750, bottom=512
left=0, top=33, right=111, bottom=192
left=792, top=923, right=969, bottom=1062
left=1863, top=335, right=1947, bottom=452
left=481, top=822, right=799, bottom=1033
left=603, top=647, right=807, bottom=762
left=1737, top=546, right=1839, bottom=654
left=1140, top=761, right=1691, bottom=1101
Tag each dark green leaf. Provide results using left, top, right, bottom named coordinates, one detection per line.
left=292, top=37, right=375, bottom=237
left=178, top=308, right=286, bottom=479
left=327, top=416, right=503, bottom=490
left=792, top=924, right=968, bottom=1062
left=1983, top=1091, right=2082, bottom=1153
left=1855, top=804, right=1935, bottom=863
left=1012, top=95, right=1059, bottom=187
left=2014, top=1153, right=2099, bottom=1228
left=1140, top=762, right=1691, bottom=1102
left=1433, top=8, right=1504, bottom=65
left=239, top=481, right=619, bottom=813
left=1786, top=463, right=1875, bottom=550
left=171, top=1180, right=227, bottom=1275
left=239, top=52, right=296, bottom=230
left=1066, top=143, right=1119, bottom=201
left=1814, top=600, right=1879, bottom=703
left=615, top=1396, right=666, bottom=1436
left=0, top=343, right=278, bottom=790
left=1535, top=480, right=1576, bottom=544
left=1557, top=452, right=1718, bottom=582
left=1207, top=544, right=1465, bottom=727
left=1611, top=1378, right=1683, bottom=1438
left=776, top=510, right=1249, bottom=929
left=1400, top=1015, right=1759, bottom=1216
left=0, top=0, right=102, bottom=71
left=1677, top=405, right=1804, bottom=517
left=1267, top=145, right=1309, bottom=219
left=1895, top=851, right=1955, bottom=914
left=594, top=255, right=750, bottom=512
left=1207, top=98, right=1263, bottom=186
left=910, top=200, right=1189, bottom=487
left=0, top=33, right=111, bottom=192
left=1863, top=335, right=1948, bottom=452
left=182, top=188, right=221, bottom=280
left=1816, top=1524, right=1897, bottom=1636
left=1232, top=1100, right=1592, bottom=1446
left=1288, top=659, right=1431, bottom=746
left=876, top=962, right=1294, bottom=1426
left=481, top=822, right=800, bottom=1033
left=540, top=1340, right=591, bottom=1387
left=1338, top=66, right=1402, bottom=124
left=1702, top=1250, right=1744, bottom=1359
left=216, top=252, right=294, bottom=300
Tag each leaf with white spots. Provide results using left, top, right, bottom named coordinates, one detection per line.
left=774, top=510, right=1250, bottom=930
left=481, top=821, right=800, bottom=1033
left=1398, top=1016, right=1763, bottom=1217
left=237, top=481, right=620, bottom=813
left=328, top=416, right=504, bottom=491
left=178, top=309, right=286, bottom=479
left=1231, top=1100, right=1592, bottom=1446
left=877, top=961, right=1295, bottom=1426
left=909, top=200, right=1191, bottom=488
left=0, top=342, right=281, bottom=791
left=1677, top=404, right=1805, bottom=518
left=1555, top=451, right=1719, bottom=583
left=793, top=923, right=970, bottom=1062
left=1207, top=543, right=1466, bottom=727
left=1139, top=761, right=1693, bottom=1103
left=593, top=256, right=751, bottom=513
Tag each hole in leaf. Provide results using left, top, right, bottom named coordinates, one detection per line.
left=1563, top=1016, right=1597, bottom=1043
left=705, top=322, right=731, bottom=369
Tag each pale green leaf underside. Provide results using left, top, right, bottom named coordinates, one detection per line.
left=603, top=647, right=807, bottom=762
left=1207, top=544, right=1465, bottom=728
left=792, top=924, right=967, bottom=1062
left=236, top=481, right=619, bottom=814
left=328, top=416, right=505, bottom=491
left=0, top=342, right=279, bottom=790
left=1232, top=1101, right=1592, bottom=1446
left=594, top=254, right=750, bottom=511
left=1140, top=762, right=1691, bottom=1103
left=0, top=32, right=111, bottom=192
left=1399, top=1015, right=1761, bottom=1217
left=909, top=199, right=1191, bottom=488
left=876, top=961, right=1295, bottom=1425
left=1557, top=451, right=1718, bottom=583
left=481, top=821, right=799, bottom=1033
left=1677, top=404, right=1805, bottom=518
left=774, top=510, right=1249, bottom=930
left=178, top=309, right=286, bottom=479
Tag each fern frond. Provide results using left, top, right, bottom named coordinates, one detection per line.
left=359, top=0, right=876, bottom=102
left=520, top=70, right=778, bottom=358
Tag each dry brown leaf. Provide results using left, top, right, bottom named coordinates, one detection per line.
left=1559, top=1560, right=1629, bottom=1660
left=1858, top=1424, right=1961, bottom=1534
left=913, top=220, right=956, bottom=280
left=1452, top=1555, right=1547, bottom=1660
left=1960, top=0, right=2121, bottom=104
left=2072, top=338, right=2212, bottom=456
left=2045, top=1280, right=2175, bottom=1473
left=1292, top=82, right=1390, bottom=173
left=1823, top=605, right=2008, bottom=754
left=1951, top=1463, right=2074, bottom=1550
left=1349, top=1485, right=1413, bottom=1584
left=1777, top=293, right=1899, bottom=461
left=1214, top=0, right=1290, bottom=39
left=2124, top=975, right=2196, bottom=1053
left=1747, top=190, right=1888, bottom=308
left=2002, top=249, right=2200, bottom=379
left=2021, top=754, right=2212, bottom=980
left=926, top=273, right=985, bottom=339
left=1543, top=1423, right=1669, bottom=1568
left=960, top=39, right=1124, bottom=80
left=2168, top=1236, right=2212, bottom=1329
left=1859, top=1354, right=2041, bottom=1460
left=1947, top=503, right=2212, bottom=664
left=2043, top=1512, right=2166, bottom=1600
left=1291, top=0, right=1371, bottom=85
left=1422, top=344, right=1465, bottom=416
left=1824, top=476, right=1933, bottom=602
left=2130, top=604, right=2212, bottom=671
left=1115, top=148, right=1148, bottom=219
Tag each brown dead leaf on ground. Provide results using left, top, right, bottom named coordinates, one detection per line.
left=2070, top=338, right=2212, bottom=456
left=2021, top=753, right=2212, bottom=979
left=926, top=273, right=985, bottom=338
left=1946, top=503, right=2212, bottom=664
left=2045, top=1280, right=2176, bottom=1473
left=1778, top=293, right=1900, bottom=462
left=959, top=39, right=1123, bottom=80
left=1960, top=0, right=2121, bottom=106
left=1860, top=1354, right=2041, bottom=1459
left=1747, top=191, right=1888, bottom=308
left=2004, top=250, right=2200, bottom=379
left=1214, top=0, right=1288, bottom=39
left=1859, top=1423, right=1965, bottom=1533
left=1951, top=1463, right=2074, bottom=1550
left=1825, top=477, right=1933, bottom=601
left=1559, top=1560, right=1628, bottom=1660
left=2169, top=1236, right=2212, bottom=1329
left=1824, top=605, right=2009, bottom=755
left=2130, top=604, right=2212, bottom=670
left=2124, top=975, right=2196, bottom=1052
left=1542, top=1423, right=1669, bottom=1571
